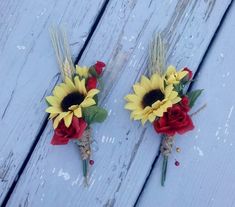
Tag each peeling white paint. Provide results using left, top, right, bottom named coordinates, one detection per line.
left=58, top=168, right=70, bottom=181
left=16, top=45, right=26, bottom=50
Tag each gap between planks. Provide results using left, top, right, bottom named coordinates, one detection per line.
left=133, top=0, right=235, bottom=206
left=1, top=0, right=110, bottom=206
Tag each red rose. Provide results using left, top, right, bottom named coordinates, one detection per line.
left=183, top=67, right=193, bottom=80
left=51, top=117, right=87, bottom=145
left=153, top=105, right=194, bottom=136
left=180, top=96, right=190, bottom=112
left=95, top=61, right=105, bottom=75
left=86, top=77, right=97, bottom=91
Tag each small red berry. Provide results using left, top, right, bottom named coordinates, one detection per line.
left=89, top=160, right=94, bottom=165
left=175, top=160, right=180, bottom=166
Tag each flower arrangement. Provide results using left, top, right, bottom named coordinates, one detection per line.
left=125, top=34, right=203, bottom=186
left=45, top=28, right=107, bottom=185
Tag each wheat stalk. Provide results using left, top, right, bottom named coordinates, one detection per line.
left=148, top=33, right=166, bottom=76
left=49, top=26, right=75, bottom=80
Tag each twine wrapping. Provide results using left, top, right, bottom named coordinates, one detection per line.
left=76, top=128, right=92, bottom=160
left=160, top=135, right=174, bottom=157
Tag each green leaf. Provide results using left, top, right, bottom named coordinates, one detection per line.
left=89, top=66, right=99, bottom=78
left=82, top=106, right=108, bottom=125
left=174, top=83, right=184, bottom=94
left=187, top=89, right=203, bottom=108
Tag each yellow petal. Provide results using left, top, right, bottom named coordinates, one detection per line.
left=125, top=103, right=142, bottom=110
left=76, top=65, right=89, bottom=78
left=65, top=76, right=76, bottom=91
left=148, top=113, right=156, bottom=122
left=87, top=89, right=100, bottom=98
left=81, top=98, right=96, bottom=107
left=133, top=84, right=146, bottom=97
left=46, top=106, right=62, bottom=114
left=80, top=79, right=87, bottom=95
left=69, top=105, right=78, bottom=111
left=125, top=94, right=141, bottom=103
left=150, top=73, right=162, bottom=89
left=53, top=112, right=69, bottom=129
left=64, top=112, right=73, bottom=127
left=140, top=75, right=152, bottom=90
left=164, top=85, right=174, bottom=97
left=168, top=91, right=178, bottom=100
left=172, top=97, right=181, bottom=104
left=74, top=107, right=82, bottom=117
left=49, top=113, right=58, bottom=119
left=53, top=85, right=67, bottom=99
left=53, top=115, right=61, bottom=129
left=74, top=77, right=87, bottom=95
left=153, top=108, right=165, bottom=117
left=141, top=116, right=148, bottom=125
left=166, top=65, right=176, bottom=76
left=46, top=96, right=60, bottom=107
left=178, top=71, right=188, bottom=79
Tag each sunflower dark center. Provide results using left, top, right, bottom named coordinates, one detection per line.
left=61, top=92, right=85, bottom=111
left=142, top=89, right=164, bottom=108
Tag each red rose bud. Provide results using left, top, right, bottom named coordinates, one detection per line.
left=86, top=77, right=97, bottom=91
left=180, top=96, right=190, bottom=112
left=183, top=67, right=193, bottom=80
left=51, top=117, right=87, bottom=145
left=153, top=104, right=194, bottom=136
left=95, top=61, right=106, bottom=75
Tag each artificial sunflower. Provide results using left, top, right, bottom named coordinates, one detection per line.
left=125, top=73, right=181, bottom=124
left=76, top=65, right=89, bottom=78
left=46, top=76, right=99, bottom=129
left=164, top=65, right=188, bottom=85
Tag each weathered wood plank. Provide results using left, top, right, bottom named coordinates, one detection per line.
left=6, top=0, right=232, bottom=206
left=0, top=0, right=106, bottom=204
left=137, top=2, right=235, bottom=207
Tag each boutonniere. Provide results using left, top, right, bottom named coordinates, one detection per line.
left=125, top=34, right=204, bottom=186
left=45, top=28, right=107, bottom=185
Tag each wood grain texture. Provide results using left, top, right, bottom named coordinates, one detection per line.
left=0, top=0, right=106, bottom=204
left=6, top=0, right=232, bottom=206
left=137, top=2, right=235, bottom=207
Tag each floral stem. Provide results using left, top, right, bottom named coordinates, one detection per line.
left=83, top=159, right=89, bottom=186
left=160, top=135, right=173, bottom=186
left=161, top=155, right=168, bottom=186
left=74, top=128, right=92, bottom=186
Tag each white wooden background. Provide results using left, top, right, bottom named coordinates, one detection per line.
left=0, top=0, right=234, bottom=206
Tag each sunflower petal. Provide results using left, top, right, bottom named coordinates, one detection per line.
left=53, top=112, right=69, bottom=129
left=133, top=84, right=146, bottom=97
left=150, top=73, right=163, bottom=89
left=46, top=96, right=60, bottom=107
left=46, top=106, right=62, bottom=114
left=140, top=75, right=152, bottom=90
left=81, top=98, right=96, bottom=107
left=172, top=97, right=181, bottom=104
left=64, top=77, right=76, bottom=91
left=87, top=89, right=100, bottom=98
left=125, top=103, right=141, bottom=110
left=69, top=105, right=78, bottom=111
left=53, top=85, right=67, bottom=99
left=74, top=77, right=87, bottom=95
left=64, top=112, right=73, bottom=127
left=74, top=107, right=82, bottom=117
left=124, top=94, right=141, bottom=103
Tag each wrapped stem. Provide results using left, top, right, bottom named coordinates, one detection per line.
left=160, top=135, right=174, bottom=186
left=75, top=128, right=92, bottom=186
